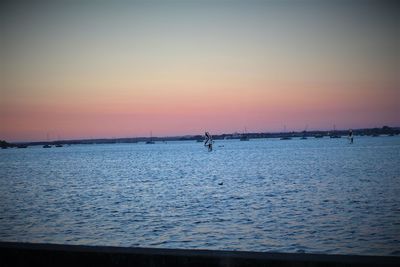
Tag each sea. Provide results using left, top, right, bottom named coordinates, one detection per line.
left=1, top=136, right=399, bottom=256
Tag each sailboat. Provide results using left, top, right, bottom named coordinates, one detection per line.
left=300, top=125, right=308, bottom=139
left=43, top=133, right=52, bottom=148
left=146, top=131, right=155, bottom=144
left=55, top=134, right=63, bottom=147
left=240, top=127, right=250, bottom=141
left=330, top=125, right=341, bottom=138
left=280, top=125, right=292, bottom=140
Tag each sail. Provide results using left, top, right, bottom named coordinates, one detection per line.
left=204, top=132, right=212, bottom=145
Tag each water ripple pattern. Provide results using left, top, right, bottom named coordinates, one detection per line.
left=1, top=136, right=399, bottom=256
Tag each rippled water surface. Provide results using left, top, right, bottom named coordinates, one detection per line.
left=1, top=136, right=399, bottom=256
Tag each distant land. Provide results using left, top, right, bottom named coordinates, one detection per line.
left=1, top=126, right=399, bottom=149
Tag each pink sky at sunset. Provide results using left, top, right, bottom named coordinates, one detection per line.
left=1, top=1, right=399, bottom=142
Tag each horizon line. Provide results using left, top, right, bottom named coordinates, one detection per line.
left=5, top=125, right=399, bottom=144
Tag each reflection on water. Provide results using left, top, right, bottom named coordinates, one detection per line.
left=0, top=136, right=399, bottom=256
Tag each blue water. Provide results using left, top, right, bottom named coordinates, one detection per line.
left=1, top=136, right=399, bottom=256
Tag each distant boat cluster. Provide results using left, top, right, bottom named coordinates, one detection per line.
left=42, top=144, right=63, bottom=148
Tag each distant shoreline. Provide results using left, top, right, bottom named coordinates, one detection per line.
left=2, top=126, right=399, bottom=147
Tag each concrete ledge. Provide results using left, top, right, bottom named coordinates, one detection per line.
left=0, top=242, right=399, bottom=267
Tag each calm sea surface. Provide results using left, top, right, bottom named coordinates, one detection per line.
left=1, top=136, right=399, bottom=256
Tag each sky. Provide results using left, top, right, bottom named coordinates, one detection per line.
left=1, top=0, right=399, bottom=142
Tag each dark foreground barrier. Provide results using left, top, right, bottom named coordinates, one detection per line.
left=1, top=242, right=399, bottom=267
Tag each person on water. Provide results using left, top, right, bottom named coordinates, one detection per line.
left=348, top=129, right=354, bottom=144
left=204, top=131, right=213, bottom=151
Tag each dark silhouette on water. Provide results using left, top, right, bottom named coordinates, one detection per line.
left=348, top=129, right=354, bottom=144
left=240, top=127, right=250, bottom=141
left=146, top=131, right=155, bottom=144
left=240, top=135, right=249, bottom=141
left=43, top=132, right=52, bottom=148
left=204, top=132, right=213, bottom=151
left=300, top=125, right=308, bottom=139
left=280, top=125, right=292, bottom=140
left=17, top=144, right=28, bottom=148
left=330, top=125, right=341, bottom=138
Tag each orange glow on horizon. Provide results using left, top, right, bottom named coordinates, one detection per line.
left=1, top=81, right=399, bottom=142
